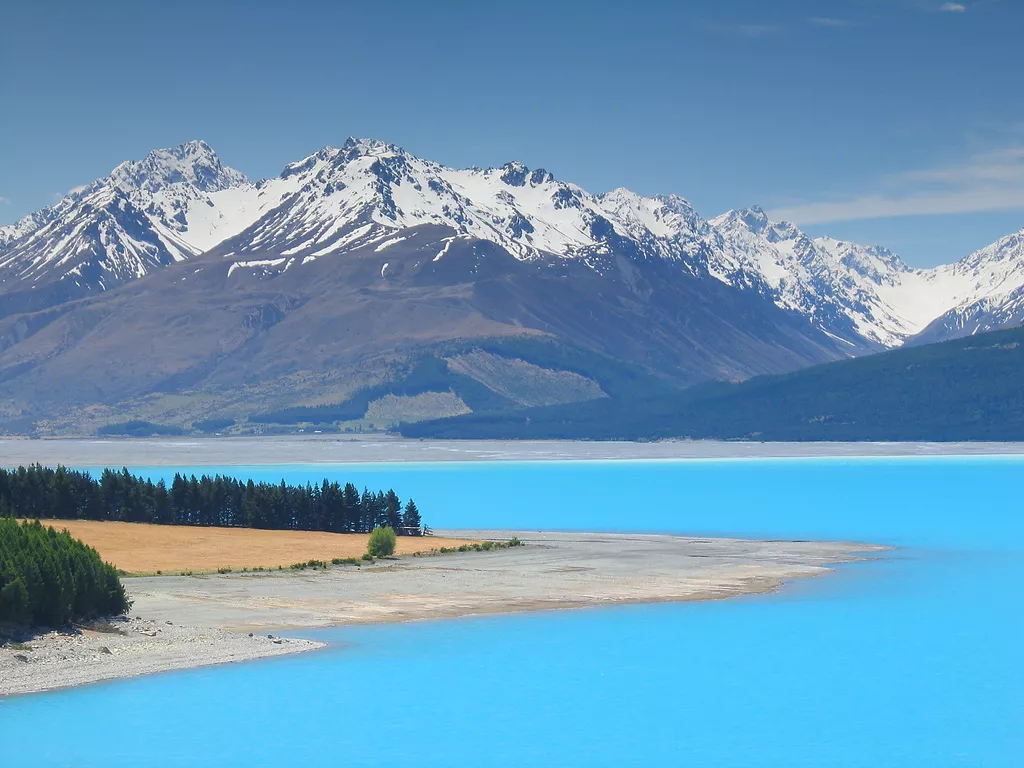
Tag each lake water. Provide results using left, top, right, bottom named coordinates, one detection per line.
left=1, top=457, right=1022, bottom=766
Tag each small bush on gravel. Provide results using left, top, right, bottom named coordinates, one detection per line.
left=367, top=527, right=396, bottom=557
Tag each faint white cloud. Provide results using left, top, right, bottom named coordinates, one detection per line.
left=809, top=17, right=854, bottom=27
left=769, top=142, right=1024, bottom=225
left=0, top=196, right=8, bottom=205
left=67, top=184, right=88, bottom=195
left=939, top=2, right=966, bottom=11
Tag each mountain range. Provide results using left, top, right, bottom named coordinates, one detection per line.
left=1, top=139, right=1021, bottom=435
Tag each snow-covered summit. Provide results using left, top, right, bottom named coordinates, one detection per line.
left=0, top=141, right=251, bottom=293
left=708, top=207, right=1024, bottom=347
left=214, top=137, right=722, bottom=268
left=2, top=137, right=1022, bottom=350
left=107, top=139, right=248, bottom=195
left=708, top=207, right=911, bottom=346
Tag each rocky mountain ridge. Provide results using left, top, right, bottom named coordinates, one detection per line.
left=0, top=139, right=1021, bottom=435
left=3, top=139, right=1021, bottom=348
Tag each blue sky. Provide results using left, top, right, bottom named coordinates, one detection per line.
left=1, top=0, right=1021, bottom=266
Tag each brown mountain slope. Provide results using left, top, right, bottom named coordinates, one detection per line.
left=0, top=225, right=849, bottom=434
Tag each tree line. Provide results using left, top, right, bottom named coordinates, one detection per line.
left=0, top=518, right=130, bottom=626
left=0, top=465, right=424, bottom=535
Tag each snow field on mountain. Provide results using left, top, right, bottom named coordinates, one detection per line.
left=2, top=137, right=1022, bottom=349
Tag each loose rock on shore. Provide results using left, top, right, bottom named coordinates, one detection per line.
left=0, top=616, right=322, bottom=697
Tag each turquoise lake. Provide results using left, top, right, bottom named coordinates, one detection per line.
left=1, top=457, right=1022, bottom=766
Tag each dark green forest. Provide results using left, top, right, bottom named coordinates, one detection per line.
left=0, top=465, right=424, bottom=535
left=0, top=518, right=130, bottom=627
left=401, top=325, right=1024, bottom=441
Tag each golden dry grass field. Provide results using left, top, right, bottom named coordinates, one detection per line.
left=37, top=520, right=475, bottom=574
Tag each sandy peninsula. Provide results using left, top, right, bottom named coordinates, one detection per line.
left=0, top=530, right=884, bottom=697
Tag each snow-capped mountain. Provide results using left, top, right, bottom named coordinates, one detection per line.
left=710, top=207, right=1024, bottom=347
left=708, top=207, right=914, bottom=347
left=1, top=137, right=1022, bottom=351
left=908, top=228, right=1024, bottom=344
left=0, top=141, right=249, bottom=306
left=206, top=138, right=724, bottom=279
left=0, top=138, right=726, bottom=311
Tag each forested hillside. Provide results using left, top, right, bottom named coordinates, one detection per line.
left=401, top=325, right=1024, bottom=441
left=0, top=518, right=129, bottom=627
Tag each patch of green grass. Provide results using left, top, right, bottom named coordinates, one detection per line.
left=289, top=559, right=331, bottom=571
left=430, top=540, right=522, bottom=555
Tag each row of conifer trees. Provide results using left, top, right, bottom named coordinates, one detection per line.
left=0, top=518, right=130, bottom=626
left=0, top=465, right=424, bottom=535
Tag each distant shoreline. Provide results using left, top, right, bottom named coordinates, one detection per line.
left=1, top=435, right=1023, bottom=468
left=0, top=530, right=886, bottom=698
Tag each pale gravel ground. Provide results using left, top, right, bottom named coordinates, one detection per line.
left=1, top=435, right=1022, bottom=468
left=0, top=618, right=322, bottom=698
left=1, top=530, right=885, bottom=698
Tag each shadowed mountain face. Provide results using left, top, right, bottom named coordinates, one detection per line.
left=0, top=224, right=847, bottom=433
left=0, top=138, right=1021, bottom=435
left=400, top=325, right=1024, bottom=442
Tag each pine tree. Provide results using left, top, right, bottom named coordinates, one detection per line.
left=0, top=466, right=424, bottom=540
left=401, top=499, right=422, bottom=535
left=384, top=489, right=402, bottom=530
left=0, top=518, right=130, bottom=626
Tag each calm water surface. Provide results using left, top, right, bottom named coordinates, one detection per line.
left=1, top=457, right=1021, bottom=766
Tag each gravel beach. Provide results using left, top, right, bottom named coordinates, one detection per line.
left=0, top=618, right=321, bottom=698
left=1, top=530, right=884, bottom=697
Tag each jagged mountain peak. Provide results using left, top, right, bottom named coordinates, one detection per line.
left=653, top=192, right=698, bottom=212
left=341, top=135, right=403, bottom=155
left=0, top=141, right=253, bottom=304
left=225, top=139, right=619, bottom=263
left=814, top=236, right=910, bottom=280
left=107, top=139, right=248, bottom=195
left=292, top=137, right=410, bottom=166
left=713, top=206, right=808, bottom=245
left=956, top=226, right=1024, bottom=270
left=706, top=205, right=917, bottom=347
left=496, top=160, right=555, bottom=187
left=597, top=189, right=711, bottom=249
left=4, top=137, right=1024, bottom=356
left=710, top=206, right=770, bottom=234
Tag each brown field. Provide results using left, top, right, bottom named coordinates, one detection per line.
left=36, top=520, right=477, bottom=574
